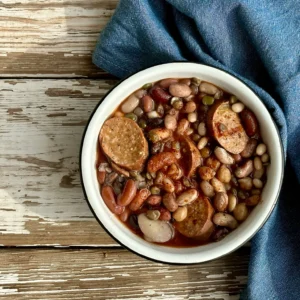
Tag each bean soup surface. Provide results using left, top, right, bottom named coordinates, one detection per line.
left=96, top=78, right=269, bottom=247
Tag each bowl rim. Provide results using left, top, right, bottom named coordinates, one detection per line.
left=79, top=61, right=285, bottom=265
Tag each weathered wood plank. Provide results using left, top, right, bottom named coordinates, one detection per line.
left=0, top=78, right=119, bottom=246
left=0, top=247, right=249, bottom=299
left=0, top=0, right=118, bottom=77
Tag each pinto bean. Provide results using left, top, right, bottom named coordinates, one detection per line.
left=213, top=213, right=238, bottom=229
left=200, top=181, right=215, bottom=197
left=101, top=185, right=125, bottom=215
left=162, top=177, right=175, bottom=193
left=142, top=95, right=154, bottom=112
left=182, top=101, right=196, bottom=113
left=233, top=203, right=248, bottom=221
left=216, top=165, right=231, bottom=183
left=121, top=95, right=139, bottom=113
left=164, top=114, right=177, bottom=131
left=147, top=152, right=177, bottom=173
left=213, top=192, right=228, bottom=212
left=129, top=188, right=151, bottom=211
left=159, top=78, right=178, bottom=89
left=214, top=147, right=235, bottom=164
left=159, top=207, right=172, bottom=221
left=147, top=195, right=162, bottom=206
left=240, top=108, right=259, bottom=137
left=211, top=177, right=226, bottom=193
left=199, top=82, right=219, bottom=95
left=169, top=83, right=192, bottom=97
left=241, top=138, right=257, bottom=158
left=235, top=160, right=254, bottom=178
left=198, top=166, right=216, bottom=181
left=163, top=193, right=178, bottom=212
left=176, top=118, right=189, bottom=135
left=176, top=189, right=198, bottom=206
left=117, top=179, right=137, bottom=206
left=173, top=206, right=188, bottom=222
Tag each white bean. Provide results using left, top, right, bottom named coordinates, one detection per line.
left=176, top=189, right=198, bottom=206
left=256, top=143, right=267, bottom=156
left=213, top=192, right=228, bottom=212
left=169, top=83, right=192, bottom=98
left=211, top=177, right=226, bottom=193
left=135, top=89, right=146, bottom=99
left=233, top=203, right=248, bottom=221
left=253, top=168, right=265, bottom=179
left=216, top=165, right=231, bottom=183
left=121, top=95, right=139, bottom=113
left=197, top=137, right=208, bottom=150
left=238, top=177, right=253, bottom=190
left=254, top=157, right=263, bottom=170
left=198, top=122, right=207, bottom=136
left=199, top=82, right=219, bottom=95
left=231, top=102, right=245, bottom=113
left=200, top=181, right=215, bottom=197
left=253, top=178, right=263, bottom=188
left=228, top=194, right=237, bottom=212
left=173, top=206, right=188, bottom=222
left=213, top=213, right=238, bottom=229
left=188, top=112, right=197, bottom=123
left=261, top=153, right=269, bottom=162
left=164, top=114, right=177, bottom=131
left=214, top=147, right=235, bottom=164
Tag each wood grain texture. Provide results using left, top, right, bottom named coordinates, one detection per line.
left=0, top=0, right=118, bottom=77
left=0, top=78, right=118, bottom=246
left=0, top=247, right=249, bottom=299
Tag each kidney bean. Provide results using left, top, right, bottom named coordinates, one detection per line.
left=176, top=189, right=198, bottom=206
left=254, top=156, right=263, bottom=170
left=256, top=143, right=267, bottom=156
left=169, top=83, right=192, bottom=98
left=159, top=78, right=178, bottom=89
left=163, top=193, right=178, bottom=212
left=150, top=86, right=171, bottom=103
left=240, top=108, right=258, bottom=137
left=235, top=160, right=254, bottom=178
left=213, top=192, right=228, bottom=212
left=211, top=177, right=226, bottom=193
left=129, top=188, right=151, bottom=211
left=120, top=207, right=131, bottom=222
left=228, top=193, right=237, bottom=212
left=213, top=213, right=238, bottom=229
left=216, top=165, right=231, bottom=183
left=164, top=114, right=177, bottom=131
left=146, top=209, right=161, bottom=220
left=238, top=177, right=253, bottom=190
left=97, top=171, right=106, bottom=184
left=245, top=195, right=261, bottom=206
left=233, top=203, right=248, bottom=221
left=199, top=82, right=219, bottom=95
left=205, top=156, right=221, bottom=171
left=147, top=195, right=162, bottom=206
left=148, top=128, right=171, bottom=143
left=117, top=179, right=137, bottom=206
left=182, top=101, right=196, bottom=113
left=200, top=181, right=215, bottom=197
left=173, top=206, right=188, bottom=222
left=241, top=138, right=257, bottom=158
left=159, top=207, right=171, bottom=221
left=142, top=95, right=154, bottom=112
left=198, top=166, right=216, bottom=181
left=214, top=147, right=235, bottom=164
left=121, top=95, right=139, bottom=113
left=176, top=118, right=189, bottom=135
left=101, top=185, right=125, bottom=215
left=147, top=152, right=177, bottom=173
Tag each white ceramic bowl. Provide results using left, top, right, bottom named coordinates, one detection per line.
left=80, top=62, right=284, bottom=264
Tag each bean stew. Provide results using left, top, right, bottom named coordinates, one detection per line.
left=96, top=78, right=269, bottom=247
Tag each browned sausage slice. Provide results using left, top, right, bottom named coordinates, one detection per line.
left=176, top=195, right=215, bottom=241
left=207, top=101, right=249, bottom=154
left=179, top=136, right=201, bottom=177
left=99, top=117, right=149, bottom=171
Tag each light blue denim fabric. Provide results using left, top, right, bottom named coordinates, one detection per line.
left=93, top=1, right=300, bottom=299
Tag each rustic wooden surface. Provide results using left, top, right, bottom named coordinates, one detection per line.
left=0, top=0, right=249, bottom=298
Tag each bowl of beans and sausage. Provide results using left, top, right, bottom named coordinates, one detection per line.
left=81, top=63, right=284, bottom=264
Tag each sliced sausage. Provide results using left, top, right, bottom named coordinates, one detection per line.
left=99, top=117, right=149, bottom=171
left=176, top=195, right=215, bottom=241
left=179, top=136, right=201, bottom=177
left=207, top=101, right=249, bottom=154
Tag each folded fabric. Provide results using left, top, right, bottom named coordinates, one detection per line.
left=93, top=1, right=300, bottom=299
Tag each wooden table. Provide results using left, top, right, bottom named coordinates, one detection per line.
left=0, top=1, right=249, bottom=298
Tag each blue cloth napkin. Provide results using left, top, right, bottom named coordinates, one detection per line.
left=93, top=1, right=300, bottom=298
